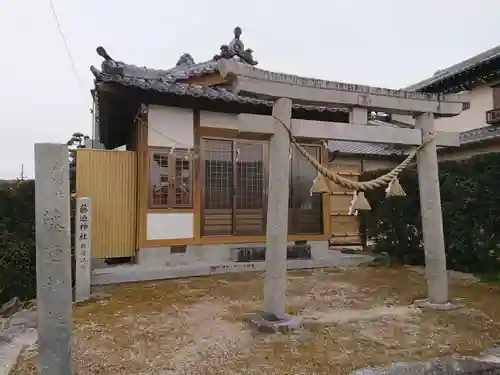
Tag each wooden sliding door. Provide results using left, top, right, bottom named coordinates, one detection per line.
left=234, top=141, right=267, bottom=235
left=202, top=139, right=234, bottom=236
left=289, top=144, right=323, bottom=234
left=201, top=138, right=267, bottom=236
left=201, top=138, right=322, bottom=237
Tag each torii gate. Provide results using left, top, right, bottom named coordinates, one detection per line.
left=215, top=59, right=468, bottom=320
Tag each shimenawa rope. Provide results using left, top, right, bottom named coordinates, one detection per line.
left=271, top=115, right=436, bottom=192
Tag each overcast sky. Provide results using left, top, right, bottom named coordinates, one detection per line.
left=1, top=0, right=500, bottom=178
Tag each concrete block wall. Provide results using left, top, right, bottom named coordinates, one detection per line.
left=135, top=240, right=329, bottom=267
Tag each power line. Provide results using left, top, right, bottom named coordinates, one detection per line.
left=47, top=0, right=89, bottom=107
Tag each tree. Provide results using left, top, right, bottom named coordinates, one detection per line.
left=67, top=132, right=89, bottom=194
left=67, top=132, right=89, bottom=167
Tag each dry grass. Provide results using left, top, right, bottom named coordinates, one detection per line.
left=11, top=265, right=500, bottom=375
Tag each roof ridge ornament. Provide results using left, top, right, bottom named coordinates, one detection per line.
left=97, top=46, right=114, bottom=62
left=92, top=46, right=125, bottom=76
left=213, top=26, right=258, bottom=66
left=176, top=53, right=196, bottom=67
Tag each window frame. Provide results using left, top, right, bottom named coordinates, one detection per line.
left=148, top=147, right=194, bottom=209
left=493, top=84, right=500, bottom=109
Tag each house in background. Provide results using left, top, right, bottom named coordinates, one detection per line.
left=339, top=45, right=500, bottom=164
left=403, top=45, right=500, bottom=133
left=408, top=45, right=500, bottom=160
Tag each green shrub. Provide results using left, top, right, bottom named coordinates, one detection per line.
left=361, top=153, right=500, bottom=275
left=0, top=180, right=36, bottom=304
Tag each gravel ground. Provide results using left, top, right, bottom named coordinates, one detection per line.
left=11, top=265, right=500, bottom=375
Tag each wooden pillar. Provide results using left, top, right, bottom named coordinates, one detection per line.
left=264, top=98, right=292, bottom=318
left=415, top=112, right=449, bottom=303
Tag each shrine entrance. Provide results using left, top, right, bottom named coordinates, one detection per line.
left=215, top=58, right=468, bottom=318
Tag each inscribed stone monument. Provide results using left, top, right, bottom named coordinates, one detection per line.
left=34, top=143, right=73, bottom=375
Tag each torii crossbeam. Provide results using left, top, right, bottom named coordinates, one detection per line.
left=216, top=59, right=469, bottom=321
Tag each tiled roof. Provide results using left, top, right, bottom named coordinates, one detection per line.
left=328, top=140, right=405, bottom=156
left=90, top=27, right=347, bottom=115
left=460, top=125, right=500, bottom=145
left=90, top=50, right=218, bottom=84
left=91, top=27, right=256, bottom=85
left=330, top=125, right=500, bottom=156
left=95, top=73, right=347, bottom=114
left=404, top=45, right=500, bottom=92
left=91, top=28, right=500, bottom=156
left=96, top=67, right=500, bottom=155
left=328, top=117, right=407, bottom=156
left=113, top=60, right=219, bottom=82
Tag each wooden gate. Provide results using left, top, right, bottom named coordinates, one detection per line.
left=328, top=160, right=362, bottom=245
left=76, top=149, right=137, bottom=258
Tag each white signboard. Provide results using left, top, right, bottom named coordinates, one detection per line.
left=75, top=197, right=91, bottom=302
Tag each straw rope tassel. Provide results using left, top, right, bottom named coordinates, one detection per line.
left=350, top=191, right=372, bottom=211
left=385, top=177, right=406, bottom=197
left=310, top=174, right=330, bottom=195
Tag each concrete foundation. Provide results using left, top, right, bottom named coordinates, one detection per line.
left=135, top=240, right=329, bottom=267
left=310, top=241, right=329, bottom=259
left=91, top=248, right=372, bottom=286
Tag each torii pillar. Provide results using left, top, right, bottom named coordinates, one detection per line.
left=416, top=112, right=448, bottom=303
left=264, top=98, right=292, bottom=318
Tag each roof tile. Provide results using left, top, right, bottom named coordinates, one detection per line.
left=91, top=29, right=500, bottom=156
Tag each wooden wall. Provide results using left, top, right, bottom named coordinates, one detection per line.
left=76, top=149, right=137, bottom=258
left=327, top=155, right=401, bottom=246
left=328, top=159, right=362, bottom=245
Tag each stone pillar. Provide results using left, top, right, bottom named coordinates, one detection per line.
left=415, top=113, right=449, bottom=304
left=75, top=197, right=92, bottom=302
left=264, top=98, right=292, bottom=318
left=349, top=107, right=368, bottom=124
left=34, top=143, right=73, bottom=375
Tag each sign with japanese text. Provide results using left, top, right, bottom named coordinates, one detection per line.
left=75, top=197, right=91, bottom=302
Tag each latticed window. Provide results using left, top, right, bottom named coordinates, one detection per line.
left=200, top=138, right=323, bottom=237
left=289, top=144, right=323, bottom=234
left=149, top=148, right=192, bottom=208
left=201, top=139, right=266, bottom=236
